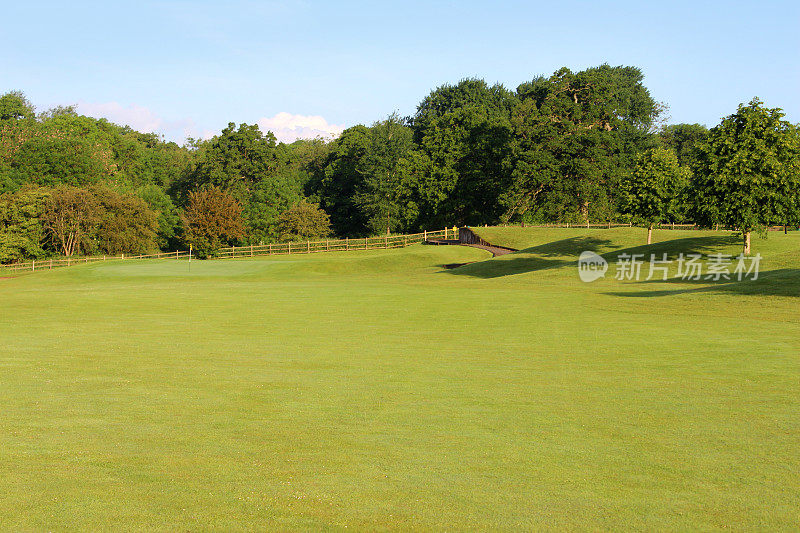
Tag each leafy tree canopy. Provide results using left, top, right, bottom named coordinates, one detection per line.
left=620, top=147, right=691, bottom=243
left=692, top=98, right=800, bottom=253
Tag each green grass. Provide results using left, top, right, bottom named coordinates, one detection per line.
left=1, top=230, right=799, bottom=530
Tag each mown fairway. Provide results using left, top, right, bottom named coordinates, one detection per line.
left=1, top=228, right=799, bottom=530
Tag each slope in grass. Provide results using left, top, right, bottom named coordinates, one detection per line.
left=1, top=234, right=798, bottom=529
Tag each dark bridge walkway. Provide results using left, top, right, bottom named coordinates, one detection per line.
left=425, top=227, right=517, bottom=257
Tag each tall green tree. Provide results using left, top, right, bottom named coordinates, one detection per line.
left=354, top=113, right=414, bottom=235
left=620, top=148, right=690, bottom=244
left=315, top=125, right=372, bottom=235
left=692, top=98, right=800, bottom=254
left=408, top=79, right=516, bottom=227
left=504, top=65, right=663, bottom=224
left=189, top=123, right=279, bottom=192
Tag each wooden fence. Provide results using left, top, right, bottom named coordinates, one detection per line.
left=0, top=229, right=458, bottom=274
left=213, top=228, right=456, bottom=260
left=3, top=224, right=794, bottom=276
left=0, top=250, right=192, bottom=274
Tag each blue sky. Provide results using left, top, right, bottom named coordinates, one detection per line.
left=2, top=0, right=798, bottom=143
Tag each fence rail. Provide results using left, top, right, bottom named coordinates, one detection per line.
left=0, top=229, right=458, bottom=274
left=0, top=250, right=192, bottom=274
left=213, top=229, right=456, bottom=260
left=2, top=224, right=794, bottom=276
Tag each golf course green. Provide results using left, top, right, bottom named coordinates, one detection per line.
left=1, top=227, right=798, bottom=530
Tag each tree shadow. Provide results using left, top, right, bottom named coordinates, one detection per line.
left=516, top=236, right=615, bottom=257
left=601, top=235, right=741, bottom=262
left=444, top=235, right=744, bottom=280
left=606, top=268, right=800, bottom=298
left=445, top=236, right=612, bottom=279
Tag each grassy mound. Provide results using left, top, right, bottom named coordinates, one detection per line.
left=1, top=233, right=798, bottom=529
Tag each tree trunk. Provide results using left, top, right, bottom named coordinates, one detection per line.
left=647, top=224, right=653, bottom=245
left=581, top=201, right=589, bottom=226
left=743, top=231, right=751, bottom=255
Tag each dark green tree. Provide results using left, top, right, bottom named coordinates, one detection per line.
left=138, top=185, right=182, bottom=250
left=353, top=114, right=414, bottom=235
left=0, top=186, right=49, bottom=262
left=189, top=122, right=279, bottom=192
left=408, top=79, right=517, bottom=227
left=315, top=125, right=372, bottom=235
left=659, top=124, right=709, bottom=168
left=91, top=186, right=159, bottom=255
left=503, top=65, right=663, bottom=224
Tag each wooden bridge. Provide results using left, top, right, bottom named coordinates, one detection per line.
left=425, top=227, right=517, bottom=257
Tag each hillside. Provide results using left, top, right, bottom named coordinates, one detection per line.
left=1, top=230, right=798, bottom=529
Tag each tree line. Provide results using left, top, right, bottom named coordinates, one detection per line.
left=2, top=63, right=798, bottom=262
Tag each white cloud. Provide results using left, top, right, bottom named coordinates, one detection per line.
left=257, top=112, right=345, bottom=143
left=77, top=101, right=165, bottom=133
left=76, top=101, right=216, bottom=143
left=74, top=103, right=344, bottom=145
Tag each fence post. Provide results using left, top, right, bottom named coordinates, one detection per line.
left=50, top=259, right=53, bottom=269
left=269, top=243, right=272, bottom=255
left=385, top=235, right=388, bottom=248
left=404, top=236, right=407, bottom=247
left=307, top=240, right=310, bottom=253
left=445, top=227, right=448, bottom=239
left=424, top=230, right=427, bottom=241
left=251, top=244, right=254, bottom=257
left=326, top=239, right=329, bottom=251
left=288, top=242, right=291, bottom=254
left=32, top=260, right=35, bottom=272
left=346, top=237, right=349, bottom=251
left=67, top=257, right=71, bottom=267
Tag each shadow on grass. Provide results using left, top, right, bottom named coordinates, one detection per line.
left=445, top=236, right=612, bottom=278
left=445, top=235, right=741, bottom=280
left=607, top=268, right=800, bottom=298
left=601, top=235, right=740, bottom=262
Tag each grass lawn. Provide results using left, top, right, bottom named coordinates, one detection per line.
left=1, top=228, right=799, bottom=530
